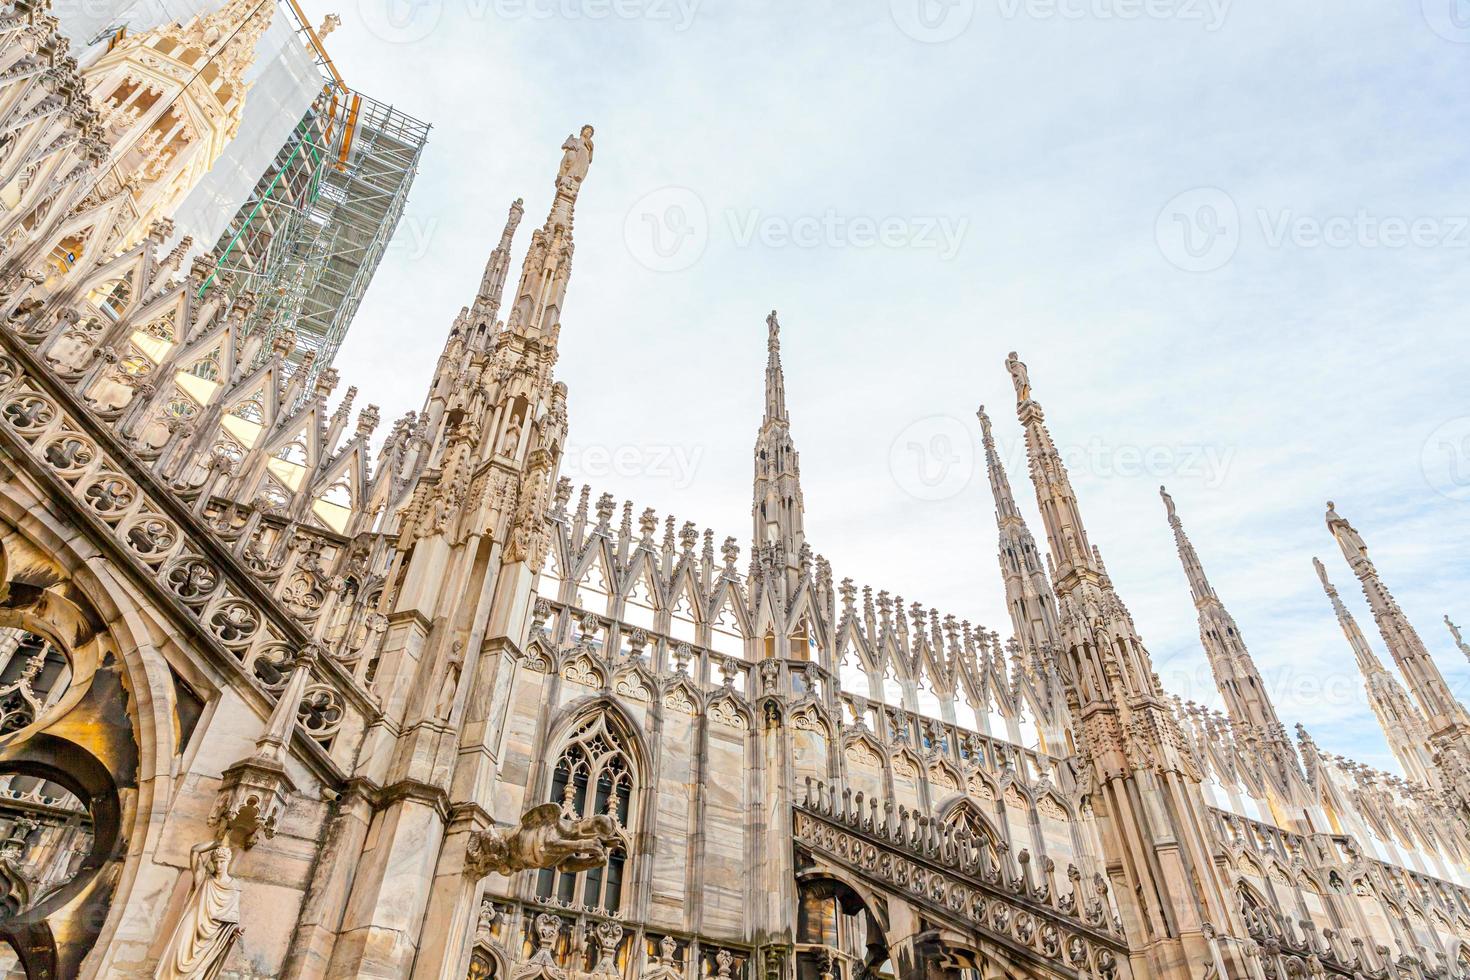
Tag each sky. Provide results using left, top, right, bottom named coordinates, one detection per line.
left=312, top=0, right=1470, bottom=772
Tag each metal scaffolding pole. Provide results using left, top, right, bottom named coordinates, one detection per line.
left=202, top=0, right=429, bottom=391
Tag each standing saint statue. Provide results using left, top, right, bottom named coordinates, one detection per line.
left=1005, top=351, right=1031, bottom=402
left=558, top=125, right=595, bottom=185
left=155, top=840, right=242, bottom=980
left=1325, top=501, right=1367, bottom=558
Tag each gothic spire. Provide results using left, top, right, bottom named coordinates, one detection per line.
left=1313, top=556, right=1384, bottom=677
left=1009, top=353, right=1244, bottom=972
left=752, top=310, right=805, bottom=591
left=978, top=404, right=1065, bottom=736
left=764, top=309, right=787, bottom=424
left=1325, top=501, right=1466, bottom=726
left=1159, top=487, right=1289, bottom=753
left=470, top=197, right=524, bottom=329
left=1313, top=556, right=1439, bottom=789
left=1008, top=351, right=1103, bottom=601
left=1159, top=487, right=1215, bottom=604
left=1325, top=501, right=1470, bottom=809
left=504, top=124, right=594, bottom=342
left=978, top=405, right=1022, bottom=523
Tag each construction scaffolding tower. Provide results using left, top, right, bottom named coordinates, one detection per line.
left=204, top=1, right=429, bottom=389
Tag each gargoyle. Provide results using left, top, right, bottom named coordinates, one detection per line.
left=466, top=803, right=620, bottom=878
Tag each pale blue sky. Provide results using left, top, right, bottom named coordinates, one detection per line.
left=325, top=0, right=1470, bottom=771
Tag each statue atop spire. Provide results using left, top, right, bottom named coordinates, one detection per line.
left=763, top=309, right=787, bottom=424
left=1325, top=500, right=1368, bottom=561
left=977, top=402, right=1067, bottom=744
left=504, top=125, right=595, bottom=340
left=470, top=197, right=525, bottom=327
left=1448, top=615, right=1470, bottom=662
left=752, top=310, right=803, bottom=595
left=1006, top=351, right=1031, bottom=403
left=558, top=125, right=595, bottom=188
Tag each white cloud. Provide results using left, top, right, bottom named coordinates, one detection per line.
left=325, top=0, right=1470, bottom=770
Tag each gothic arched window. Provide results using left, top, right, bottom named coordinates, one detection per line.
left=534, top=713, right=635, bottom=913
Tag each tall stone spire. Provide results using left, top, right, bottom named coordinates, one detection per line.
left=503, top=124, right=594, bottom=343
left=1325, top=501, right=1470, bottom=811
left=751, top=310, right=806, bottom=591
left=978, top=404, right=1067, bottom=746
left=335, top=130, right=591, bottom=978
left=1008, top=352, right=1247, bottom=978
left=764, top=308, right=787, bottom=424
left=1159, top=487, right=1291, bottom=753
left=1313, top=557, right=1438, bottom=788
left=1325, top=502, right=1465, bottom=726
left=470, top=197, right=525, bottom=330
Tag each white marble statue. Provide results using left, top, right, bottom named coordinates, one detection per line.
left=155, top=840, right=241, bottom=980
left=558, top=125, right=595, bottom=185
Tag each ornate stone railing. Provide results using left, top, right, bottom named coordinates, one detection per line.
left=795, top=779, right=1125, bottom=978
left=1240, top=901, right=1465, bottom=980
left=0, top=335, right=365, bottom=775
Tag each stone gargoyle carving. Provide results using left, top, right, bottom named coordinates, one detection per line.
left=465, top=803, right=620, bottom=878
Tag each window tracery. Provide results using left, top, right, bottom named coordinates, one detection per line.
left=534, top=712, right=634, bottom=914
left=0, top=630, right=71, bottom=735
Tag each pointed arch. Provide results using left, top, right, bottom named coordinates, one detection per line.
left=532, top=700, right=648, bottom=915
left=708, top=584, right=748, bottom=660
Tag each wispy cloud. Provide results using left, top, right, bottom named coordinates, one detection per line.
left=325, top=0, right=1470, bottom=770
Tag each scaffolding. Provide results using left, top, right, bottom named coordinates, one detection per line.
left=204, top=0, right=429, bottom=388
